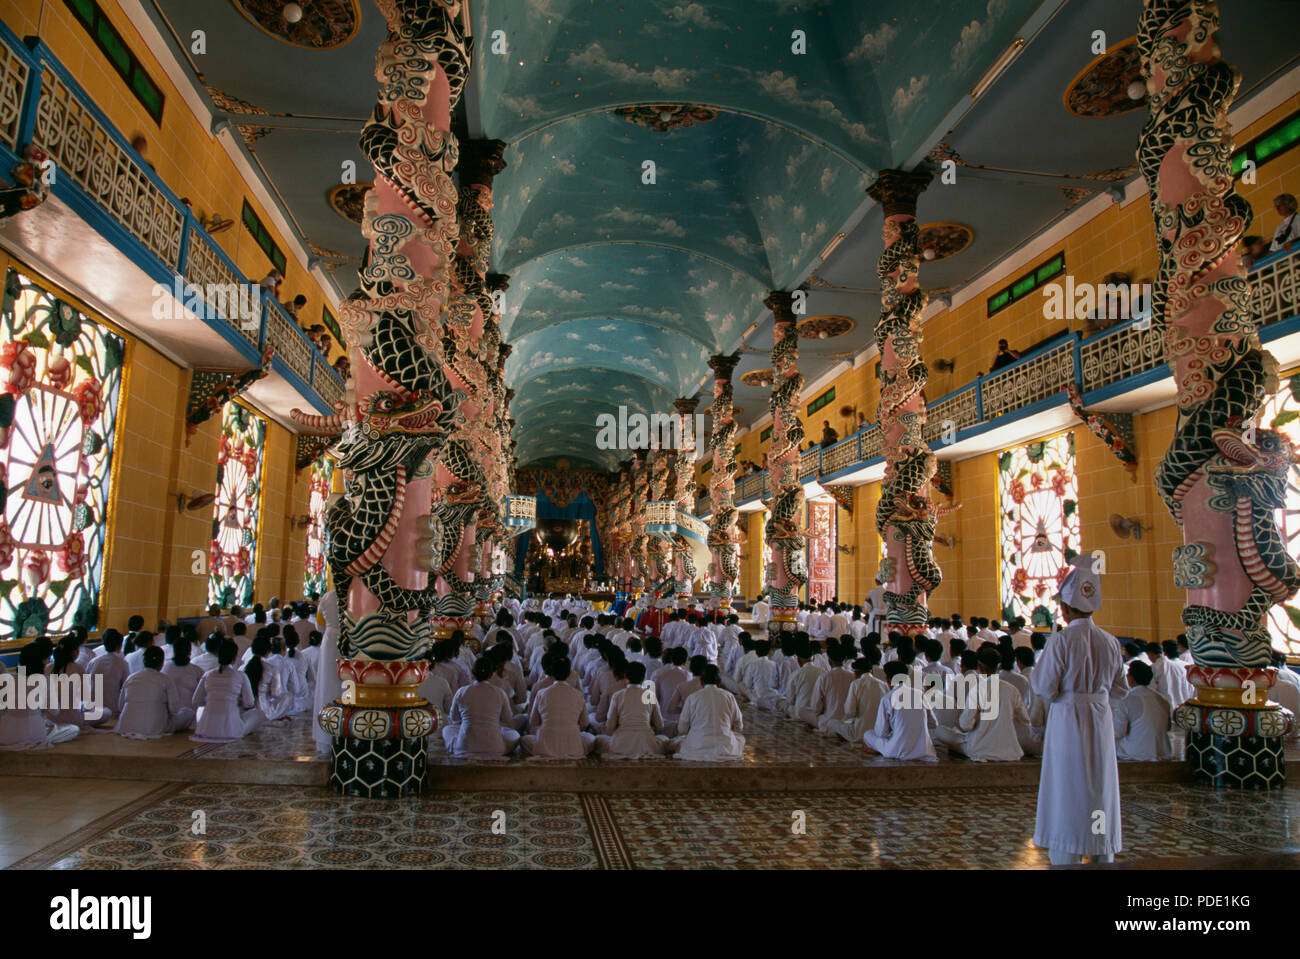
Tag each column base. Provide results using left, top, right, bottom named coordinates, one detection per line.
left=1174, top=701, right=1291, bottom=790
left=328, top=737, right=427, bottom=797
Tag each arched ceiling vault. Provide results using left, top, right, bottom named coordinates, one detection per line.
left=469, top=0, right=1044, bottom=470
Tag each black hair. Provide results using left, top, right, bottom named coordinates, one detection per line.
left=143, top=646, right=165, bottom=670
left=473, top=657, right=496, bottom=683
left=172, top=638, right=192, bottom=667
left=218, top=639, right=238, bottom=670
left=1128, top=660, right=1154, bottom=685
left=244, top=636, right=270, bottom=700
left=701, top=664, right=721, bottom=685
left=101, top=629, right=123, bottom=653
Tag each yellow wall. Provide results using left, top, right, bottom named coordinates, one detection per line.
left=4, top=0, right=342, bottom=361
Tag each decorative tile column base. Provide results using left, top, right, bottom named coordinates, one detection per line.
left=1174, top=699, right=1292, bottom=790
left=327, top=736, right=428, bottom=798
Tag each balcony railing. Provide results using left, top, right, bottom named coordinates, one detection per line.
left=723, top=246, right=1300, bottom=509
left=0, top=24, right=341, bottom=415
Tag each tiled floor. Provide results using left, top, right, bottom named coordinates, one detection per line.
left=6, top=780, right=1297, bottom=870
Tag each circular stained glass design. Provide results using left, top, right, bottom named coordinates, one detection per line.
left=208, top=403, right=266, bottom=608
left=0, top=268, right=123, bottom=638
left=998, top=432, right=1080, bottom=628
left=1258, top=383, right=1300, bottom=658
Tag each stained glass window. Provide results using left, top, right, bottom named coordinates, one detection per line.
left=998, top=431, right=1079, bottom=628
left=1258, top=382, right=1300, bottom=657
left=304, top=455, right=333, bottom=599
left=0, top=268, right=124, bottom=639
left=208, top=402, right=266, bottom=608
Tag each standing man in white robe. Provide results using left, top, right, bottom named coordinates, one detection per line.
left=311, top=589, right=341, bottom=753
left=1032, top=553, right=1128, bottom=865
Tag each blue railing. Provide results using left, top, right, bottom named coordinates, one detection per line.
left=724, top=248, right=1300, bottom=508
left=0, top=23, right=340, bottom=415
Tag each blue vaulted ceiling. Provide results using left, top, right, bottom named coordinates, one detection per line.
left=140, top=0, right=1300, bottom=473
left=470, top=0, right=1043, bottom=468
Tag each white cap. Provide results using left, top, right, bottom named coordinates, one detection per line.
left=1056, top=552, right=1102, bottom=613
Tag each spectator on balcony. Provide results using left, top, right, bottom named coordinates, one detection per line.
left=856, top=411, right=867, bottom=432
left=259, top=270, right=283, bottom=299
left=305, top=324, right=325, bottom=350
left=317, top=332, right=333, bottom=357
left=1241, top=235, right=1270, bottom=270
left=820, top=421, right=839, bottom=448
left=1270, top=194, right=1299, bottom=253
left=286, top=294, right=307, bottom=320
left=990, top=339, right=1022, bottom=372
left=333, top=356, right=351, bottom=381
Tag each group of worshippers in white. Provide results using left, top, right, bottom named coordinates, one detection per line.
left=428, top=604, right=747, bottom=761
left=0, top=598, right=326, bottom=749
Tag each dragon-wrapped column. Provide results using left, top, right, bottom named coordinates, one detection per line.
left=297, top=0, right=471, bottom=797
left=1138, top=0, right=1296, bottom=788
left=672, top=396, right=700, bottom=609
left=763, top=292, right=807, bottom=638
left=866, top=169, right=940, bottom=638
left=707, top=352, right=741, bottom=612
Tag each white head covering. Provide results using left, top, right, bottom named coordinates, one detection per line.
left=1056, top=553, right=1102, bottom=613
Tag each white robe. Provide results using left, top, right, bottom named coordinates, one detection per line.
left=826, top=673, right=888, bottom=743
left=674, top=685, right=745, bottom=761
left=1113, top=685, right=1175, bottom=761
left=311, top=589, right=342, bottom=751
left=442, top=681, right=519, bottom=759
left=116, top=669, right=193, bottom=739
left=191, top=667, right=262, bottom=742
left=1031, top=617, right=1127, bottom=856
left=933, top=676, right=1028, bottom=761
left=522, top=682, right=594, bottom=760
left=86, top=652, right=128, bottom=709
left=0, top=707, right=79, bottom=749
left=597, top=684, right=667, bottom=758
left=863, top=686, right=937, bottom=761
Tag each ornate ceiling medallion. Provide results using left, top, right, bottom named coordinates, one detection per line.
left=328, top=182, right=371, bottom=224
left=916, top=222, right=973, bottom=262
left=1064, top=37, right=1146, bottom=118
left=741, top=369, right=775, bottom=389
left=231, top=0, right=360, bottom=50
left=614, top=104, right=719, bottom=132
left=795, top=314, right=854, bottom=339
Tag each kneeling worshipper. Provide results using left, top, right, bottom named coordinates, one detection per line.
left=826, top=652, right=887, bottom=743
left=932, top=646, right=1029, bottom=761
left=673, top=665, right=745, bottom=761
left=442, top=657, right=521, bottom=759
left=1032, top=552, right=1128, bottom=865
left=597, top=661, right=669, bottom=759
left=1112, top=660, right=1176, bottom=761
left=521, top=658, right=595, bottom=760
left=116, top=647, right=195, bottom=739
left=862, top=661, right=938, bottom=761
left=192, top=640, right=264, bottom=742
left=161, top=640, right=205, bottom=716
left=0, top=644, right=81, bottom=749
left=45, top=640, right=106, bottom=729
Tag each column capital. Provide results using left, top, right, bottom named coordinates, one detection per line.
left=866, top=168, right=933, bottom=217
left=458, top=138, right=508, bottom=186
left=486, top=272, right=510, bottom=292
left=708, top=351, right=742, bottom=380
left=674, top=396, right=700, bottom=417
left=499, top=342, right=513, bottom=361
left=764, top=291, right=798, bottom=326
